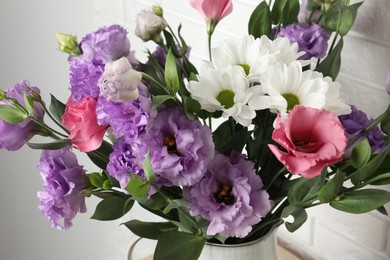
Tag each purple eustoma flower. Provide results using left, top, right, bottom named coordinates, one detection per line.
left=278, top=23, right=330, bottom=60
left=80, top=24, right=137, bottom=66
left=184, top=152, right=272, bottom=238
left=107, top=138, right=144, bottom=190
left=339, top=106, right=387, bottom=157
left=143, top=108, right=214, bottom=186
left=0, top=80, right=44, bottom=151
left=96, top=95, right=151, bottom=142
left=37, top=147, right=87, bottom=230
left=69, top=58, right=103, bottom=101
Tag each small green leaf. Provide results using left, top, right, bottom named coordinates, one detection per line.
left=317, top=170, right=346, bottom=203
left=143, top=152, right=156, bottom=183
left=91, top=196, right=131, bottom=221
left=183, top=97, right=201, bottom=120
left=152, top=95, right=173, bottom=110
left=102, top=179, right=113, bottom=190
left=248, top=2, right=272, bottom=38
left=351, top=139, right=371, bottom=168
left=281, top=205, right=308, bottom=232
left=163, top=199, right=187, bottom=214
left=282, top=0, right=300, bottom=26
left=271, top=0, right=288, bottom=24
left=324, top=2, right=362, bottom=36
left=351, top=147, right=390, bottom=185
left=315, top=37, right=344, bottom=80
left=330, top=189, right=390, bottom=214
left=27, top=139, right=71, bottom=150
left=123, top=220, right=178, bottom=240
left=154, top=231, right=205, bottom=260
left=365, top=172, right=390, bottom=186
left=164, top=48, right=179, bottom=95
left=125, top=176, right=149, bottom=200
left=0, top=105, right=28, bottom=123
left=23, top=92, right=35, bottom=116
left=49, top=94, right=66, bottom=123
left=87, top=172, right=107, bottom=189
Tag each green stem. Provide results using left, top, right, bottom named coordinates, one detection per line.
left=38, top=100, right=70, bottom=134
left=328, top=33, right=339, bottom=55
left=208, top=31, right=213, bottom=62
left=264, top=167, right=286, bottom=190
left=141, top=72, right=182, bottom=105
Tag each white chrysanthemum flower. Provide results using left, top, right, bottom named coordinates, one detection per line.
left=249, top=61, right=344, bottom=118
left=211, top=35, right=308, bottom=82
left=188, top=65, right=260, bottom=126
left=322, top=77, right=351, bottom=115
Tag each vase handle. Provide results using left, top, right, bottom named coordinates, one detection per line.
left=127, top=237, right=143, bottom=260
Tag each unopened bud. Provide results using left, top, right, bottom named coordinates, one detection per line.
left=152, top=5, right=164, bottom=17
left=56, top=32, right=81, bottom=56
left=29, top=90, right=42, bottom=102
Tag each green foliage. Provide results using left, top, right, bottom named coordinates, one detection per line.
left=27, top=139, right=71, bottom=150
left=143, top=152, right=157, bottom=183
left=23, top=92, right=35, bottom=116
left=88, top=172, right=112, bottom=190
left=315, top=37, right=343, bottom=80
left=49, top=94, right=66, bottom=123
left=0, top=105, right=28, bottom=123
left=350, top=139, right=371, bottom=168
left=317, top=170, right=346, bottom=203
left=154, top=231, right=205, bottom=260
left=324, top=2, right=363, bottom=36
left=152, top=95, right=174, bottom=109
left=164, top=48, right=180, bottom=95
left=123, top=220, right=178, bottom=240
left=281, top=204, right=308, bottom=232
left=330, top=189, right=390, bottom=214
left=91, top=196, right=134, bottom=221
left=248, top=2, right=272, bottom=38
left=125, top=176, right=149, bottom=200
left=271, top=0, right=299, bottom=26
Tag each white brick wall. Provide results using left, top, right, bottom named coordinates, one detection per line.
left=92, top=0, right=390, bottom=259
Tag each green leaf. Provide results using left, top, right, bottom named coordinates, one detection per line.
left=330, top=189, right=390, bottom=214
left=365, top=172, right=390, bottom=186
left=281, top=205, right=308, bottom=232
left=351, top=147, right=390, bottom=185
left=49, top=94, right=66, bottom=123
left=0, top=105, right=28, bottom=123
left=282, top=0, right=300, bottom=25
left=288, top=169, right=327, bottom=206
left=183, top=97, right=201, bottom=120
left=271, top=0, right=288, bottom=24
left=27, top=139, right=71, bottom=150
left=87, top=172, right=107, bottom=189
left=163, top=199, right=187, bottom=214
left=23, top=92, right=35, bottom=116
left=154, top=231, right=205, bottom=260
left=212, top=121, right=232, bottom=150
left=125, top=176, right=149, bottom=200
left=164, top=48, right=180, bottom=95
left=140, top=192, right=168, bottom=210
left=324, top=2, right=362, bottom=36
left=86, top=140, right=113, bottom=170
left=218, top=129, right=252, bottom=156
left=317, top=170, right=346, bottom=203
left=152, top=95, right=173, bottom=110
left=248, top=2, right=272, bottom=38
left=143, top=152, right=156, bottom=183
left=102, top=179, right=113, bottom=190
left=350, top=139, right=371, bottom=168
left=315, top=37, right=343, bottom=80
left=91, top=196, right=132, bottom=221
left=123, top=220, right=178, bottom=240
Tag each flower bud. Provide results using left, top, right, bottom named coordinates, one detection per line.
left=135, top=10, right=167, bottom=42
left=56, top=32, right=81, bottom=56
left=152, top=5, right=164, bottom=17
left=98, top=57, right=141, bottom=103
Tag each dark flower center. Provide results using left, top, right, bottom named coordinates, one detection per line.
left=164, top=136, right=178, bottom=154
left=214, top=184, right=235, bottom=205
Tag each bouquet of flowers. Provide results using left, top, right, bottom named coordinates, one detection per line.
left=1, top=0, right=390, bottom=259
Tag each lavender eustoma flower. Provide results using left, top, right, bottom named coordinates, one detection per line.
left=0, top=80, right=44, bottom=151
left=37, top=147, right=87, bottom=230
left=143, top=108, right=214, bottom=186
left=339, top=106, right=387, bottom=156
left=80, top=24, right=136, bottom=66
left=278, top=23, right=330, bottom=60
left=96, top=95, right=150, bottom=142
left=69, top=58, right=103, bottom=101
left=107, top=138, right=144, bottom=190
left=184, top=152, right=272, bottom=238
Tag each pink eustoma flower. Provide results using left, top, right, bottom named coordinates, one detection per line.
left=190, top=0, right=233, bottom=33
left=268, top=106, right=347, bottom=178
left=62, top=96, right=107, bottom=152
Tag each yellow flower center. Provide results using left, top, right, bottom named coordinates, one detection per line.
left=216, top=90, right=235, bottom=109
left=282, top=93, right=300, bottom=112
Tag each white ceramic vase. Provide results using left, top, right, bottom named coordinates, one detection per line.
left=127, top=227, right=279, bottom=260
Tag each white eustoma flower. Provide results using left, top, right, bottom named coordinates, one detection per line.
left=249, top=61, right=338, bottom=118
left=188, top=65, right=260, bottom=126
left=98, top=57, right=141, bottom=102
